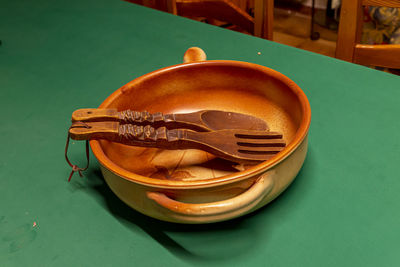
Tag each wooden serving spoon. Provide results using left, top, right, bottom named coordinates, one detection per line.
left=72, top=108, right=269, bottom=132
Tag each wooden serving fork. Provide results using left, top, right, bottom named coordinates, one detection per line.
left=69, top=121, right=286, bottom=163
left=72, top=108, right=269, bottom=132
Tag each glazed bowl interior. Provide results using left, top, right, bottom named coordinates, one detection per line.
left=91, top=61, right=310, bottom=187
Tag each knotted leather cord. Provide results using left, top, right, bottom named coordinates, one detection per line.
left=65, top=122, right=90, bottom=182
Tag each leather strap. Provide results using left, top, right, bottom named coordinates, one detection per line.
left=65, top=122, right=90, bottom=182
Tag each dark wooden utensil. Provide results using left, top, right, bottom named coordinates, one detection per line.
left=69, top=121, right=285, bottom=163
left=72, top=108, right=269, bottom=132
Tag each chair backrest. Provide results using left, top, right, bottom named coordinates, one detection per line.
left=127, top=0, right=273, bottom=40
left=336, top=0, right=400, bottom=68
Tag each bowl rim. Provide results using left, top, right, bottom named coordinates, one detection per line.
left=90, top=60, right=311, bottom=189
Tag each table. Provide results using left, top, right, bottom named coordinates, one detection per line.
left=1, top=0, right=399, bottom=266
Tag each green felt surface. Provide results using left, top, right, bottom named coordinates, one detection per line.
left=1, top=0, right=400, bottom=266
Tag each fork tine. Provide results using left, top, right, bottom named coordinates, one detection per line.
left=234, top=151, right=277, bottom=161
left=237, top=146, right=285, bottom=153
left=234, top=146, right=284, bottom=162
left=236, top=138, right=286, bottom=147
left=234, top=130, right=285, bottom=161
left=234, top=131, right=283, bottom=139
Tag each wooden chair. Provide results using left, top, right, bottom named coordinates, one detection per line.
left=128, top=0, right=274, bottom=40
left=336, top=0, right=400, bottom=68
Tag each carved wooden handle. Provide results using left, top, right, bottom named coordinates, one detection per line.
left=118, top=110, right=165, bottom=124
left=69, top=122, right=165, bottom=141
left=119, top=124, right=167, bottom=141
left=147, top=171, right=276, bottom=223
left=68, top=122, right=189, bottom=149
left=72, top=108, right=166, bottom=124
left=71, top=108, right=119, bottom=122
left=68, top=121, right=119, bottom=141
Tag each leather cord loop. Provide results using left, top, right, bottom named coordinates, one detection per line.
left=65, top=122, right=90, bottom=182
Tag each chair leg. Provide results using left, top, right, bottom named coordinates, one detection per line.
left=254, top=0, right=274, bottom=40
left=310, top=0, right=320, bottom=40
left=166, top=0, right=177, bottom=15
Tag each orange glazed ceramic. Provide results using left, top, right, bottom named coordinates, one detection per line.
left=89, top=48, right=311, bottom=223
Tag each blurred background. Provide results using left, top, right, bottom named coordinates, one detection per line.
left=128, top=0, right=400, bottom=74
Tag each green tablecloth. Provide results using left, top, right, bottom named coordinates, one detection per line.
left=1, top=0, right=399, bottom=266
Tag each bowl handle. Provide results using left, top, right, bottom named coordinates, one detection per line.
left=183, top=47, right=207, bottom=63
left=146, top=171, right=275, bottom=223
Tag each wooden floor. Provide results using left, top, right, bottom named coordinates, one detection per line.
left=273, top=8, right=337, bottom=58
left=222, top=7, right=338, bottom=58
